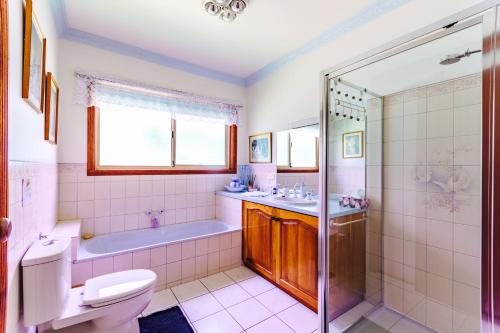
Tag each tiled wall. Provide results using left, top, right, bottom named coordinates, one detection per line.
left=58, top=164, right=235, bottom=235
left=72, top=230, right=242, bottom=291
left=7, top=161, right=58, bottom=332
left=249, top=164, right=277, bottom=192
left=381, top=74, right=481, bottom=333
left=276, top=173, right=319, bottom=194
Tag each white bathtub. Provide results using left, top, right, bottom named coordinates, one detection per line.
left=77, top=219, right=240, bottom=262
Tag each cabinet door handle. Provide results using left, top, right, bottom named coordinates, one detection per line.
left=282, top=221, right=298, bottom=225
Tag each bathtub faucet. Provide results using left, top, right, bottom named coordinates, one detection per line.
left=145, top=209, right=165, bottom=229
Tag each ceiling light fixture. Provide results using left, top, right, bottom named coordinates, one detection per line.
left=203, top=0, right=248, bottom=22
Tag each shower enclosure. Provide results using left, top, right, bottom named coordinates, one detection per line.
left=318, top=4, right=500, bottom=332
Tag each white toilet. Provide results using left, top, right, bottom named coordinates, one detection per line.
left=22, top=237, right=157, bottom=333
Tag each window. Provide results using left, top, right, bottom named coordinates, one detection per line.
left=276, top=124, right=319, bottom=172
left=88, top=105, right=237, bottom=175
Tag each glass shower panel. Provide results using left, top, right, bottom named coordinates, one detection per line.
left=323, top=22, right=483, bottom=333
left=326, top=79, right=383, bottom=327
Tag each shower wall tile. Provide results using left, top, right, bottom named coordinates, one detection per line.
left=58, top=163, right=235, bottom=235
left=382, top=74, right=482, bottom=333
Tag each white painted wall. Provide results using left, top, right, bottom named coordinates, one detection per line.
left=246, top=0, right=485, bottom=139
left=7, top=1, right=60, bottom=332
left=56, top=39, right=248, bottom=165
left=8, top=0, right=59, bottom=162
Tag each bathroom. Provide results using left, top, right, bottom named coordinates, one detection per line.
left=0, top=0, right=498, bottom=333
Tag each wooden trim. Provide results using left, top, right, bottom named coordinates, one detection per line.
left=482, top=7, right=499, bottom=331
left=87, top=106, right=97, bottom=176
left=21, top=0, right=45, bottom=113
left=0, top=0, right=8, bottom=331
left=44, top=72, right=59, bottom=144
left=87, top=107, right=237, bottom=176
left=228, top=124, right=237, bottom=171
left=277, top=168, right=319, bottom=174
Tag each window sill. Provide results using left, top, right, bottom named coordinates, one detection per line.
left=87, top=168, right=237, bottom=176
left=277, top=168, right=319, bottom=173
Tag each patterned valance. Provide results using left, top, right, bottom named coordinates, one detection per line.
left=74, top=71, right=241, bottom=125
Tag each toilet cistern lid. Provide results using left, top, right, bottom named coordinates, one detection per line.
left=21, top=237, right=71, bottom=267
left=82, top=269, right=157, bottom=306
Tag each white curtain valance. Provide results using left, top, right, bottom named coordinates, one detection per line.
left=74, top=71, right=241, bottom=125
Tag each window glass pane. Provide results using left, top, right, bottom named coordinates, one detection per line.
left=99, top=103, right=172, bottom=166
left=290, top=125, right=319, bottom=168
left=176, top=116, right=226, bottom=166
left=277, top=130, right=290, bottom=167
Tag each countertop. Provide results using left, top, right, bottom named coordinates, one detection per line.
left=216, top=191, right=361, bottom=219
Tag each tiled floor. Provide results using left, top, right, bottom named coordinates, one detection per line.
left=331, top=307, right=435, bottom=333
left=142, top=265, right=315, bottom=333
left=142, top=265, right=434, bottom=333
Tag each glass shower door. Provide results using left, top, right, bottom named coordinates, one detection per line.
left=320, top=17, right=486, bottom=333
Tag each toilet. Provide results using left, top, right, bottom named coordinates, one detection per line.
left=22, top=237, right=157, bottom=333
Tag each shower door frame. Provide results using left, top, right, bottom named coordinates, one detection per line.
left=318, top=2, right=500, bottom=332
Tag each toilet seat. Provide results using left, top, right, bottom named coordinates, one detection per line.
left=82, top=269, right=156, bottom=308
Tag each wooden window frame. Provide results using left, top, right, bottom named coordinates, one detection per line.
left=277, top=131, right=319, bottom=173
left=87, top=106, right=237, bottom=176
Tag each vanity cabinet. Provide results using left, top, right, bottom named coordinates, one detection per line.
left=242, top=203, right=277, bottom=281
left=242, top=201, right=318, bottom=310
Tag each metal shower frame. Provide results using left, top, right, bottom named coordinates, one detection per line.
left=317, top=1, right=500, bottom=332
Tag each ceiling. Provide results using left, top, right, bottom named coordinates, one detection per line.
left=340, top=23, right=482, bottom=96
left=58, top=0, right=390, bottom=83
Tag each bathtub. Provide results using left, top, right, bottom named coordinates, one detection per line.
left=77, top=219, right=241, bottom=262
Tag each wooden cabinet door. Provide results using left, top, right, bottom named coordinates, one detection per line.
left=242, top=202, right=277, bottom=281
left=275, top=209, right=318, bottom=311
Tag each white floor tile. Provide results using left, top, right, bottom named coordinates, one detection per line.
left=330, top=312, right=358, bottom=331
left=347, top=301, right=375, bottom=319
left=181, top=293, right=223, bottom=322
left=255, top=288, right=297, bottom=314
left=328, top=323, right=343, bottom=333
left=142, top=289, right=178, bottom=316
left=246, top=316, right=295, bottom=333
left=172, top=280, right=209, bottom=302
left=390, top=317, right=433, bottom=333
left=200, top=272, right=235, bottom=291
left=367, top=307, right=402, bottom=329
left=212, top=283, right=252, bottom=308
left=277, top=303, right=318, bottom=333
left=238, top=276, right=275, bottom=296
left=225, top=265, right=257, bottom=282
left=193, top=310, right=244, bottom=333
left=227, top=298, right=273, bottom=329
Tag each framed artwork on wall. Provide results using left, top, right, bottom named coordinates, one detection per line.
left=342, top=131, right=364, bottom=158
left=22, top=0, right=46, bottom=113
left=44, top=72, right=59, bottom=144
left=249, top=132, right=272, bottom=163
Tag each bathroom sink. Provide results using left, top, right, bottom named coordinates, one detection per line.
left=273, top=197, right=317, bottom=206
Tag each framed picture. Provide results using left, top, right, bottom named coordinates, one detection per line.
left=44, top=72, right=59, bottom=144
left=249, top=132, right=272, bottom=163
left=342, top=131, right=364, bottom=158
left=22, top=0, right=46, bottom=113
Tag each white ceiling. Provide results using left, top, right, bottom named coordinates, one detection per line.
left=341, top=23, right=482, bottom=96
left=62, top=0, right=375, bottom=78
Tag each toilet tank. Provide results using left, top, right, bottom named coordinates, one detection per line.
left=22, top=237, right=72, bottom=326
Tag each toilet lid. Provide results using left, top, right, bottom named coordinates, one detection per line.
left=82, top=269, right=157, bottom=307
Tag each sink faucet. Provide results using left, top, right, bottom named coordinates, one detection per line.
left=293, top=183, right=306, bottom=198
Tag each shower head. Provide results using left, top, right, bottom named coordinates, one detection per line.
left=439, top=48, right=482, bottom=65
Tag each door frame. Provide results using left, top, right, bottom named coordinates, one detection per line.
left=0, top=0, right=8, bottom=332
left=318, top=2, right=500, bottom=332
